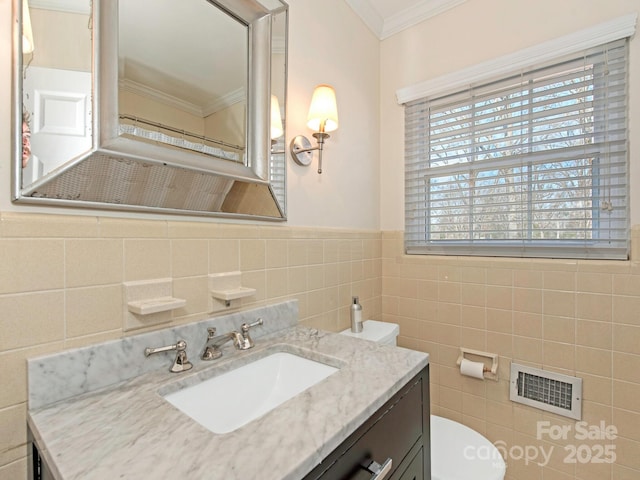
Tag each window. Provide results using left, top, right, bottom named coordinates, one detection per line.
left=404, top=39, right=629, bottom=259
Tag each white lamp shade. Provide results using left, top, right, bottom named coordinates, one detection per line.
left=271, top=95, right=284, bottom=140
left=306, top=84, right=338, bottom=133
left=22, top=1, right=34, bottom=54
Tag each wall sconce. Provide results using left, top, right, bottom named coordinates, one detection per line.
left=22, top=0, right=35, bottom=54
left=290, top=84, right=338, bottom=174
left=271, top=95, right=283, bottom=141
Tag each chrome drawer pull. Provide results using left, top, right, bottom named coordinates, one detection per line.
left=365, top=458, right=392, bottom=480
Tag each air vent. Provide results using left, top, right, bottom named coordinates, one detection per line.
left=510, top=363, right=582, bottom=420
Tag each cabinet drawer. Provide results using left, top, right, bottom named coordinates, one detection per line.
left=304, top=368, right=428, bottom=480
left=391, top=446, right=423, bottom=480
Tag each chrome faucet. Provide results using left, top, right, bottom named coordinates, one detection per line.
left=144, top=339, right=193, bottom=373
left=201, top=318, right=264, bottom=360
left=201, top=329, right=242, bottom=360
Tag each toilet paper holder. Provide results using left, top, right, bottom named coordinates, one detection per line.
left=456, top=348, right=499, bottom=381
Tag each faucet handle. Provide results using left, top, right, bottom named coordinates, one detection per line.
left=207, top=327, right=217, bottom=339
left=241, top=318, right=263, bottom=333
left=236, top=318, right=263, bottom=350
left=144, top=339, right=193, bottom=373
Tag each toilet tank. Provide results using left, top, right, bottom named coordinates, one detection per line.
left=339, top=320, right=399, bottom=345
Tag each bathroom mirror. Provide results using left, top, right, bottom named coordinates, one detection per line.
left=12, top=0, right=288, bottom=220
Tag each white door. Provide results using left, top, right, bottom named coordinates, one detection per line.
left=22, top=66, right=92, bottom=184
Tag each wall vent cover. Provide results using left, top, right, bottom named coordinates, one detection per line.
left=510, top=363, right=582, bottom=420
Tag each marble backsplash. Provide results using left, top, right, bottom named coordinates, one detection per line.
left=28, top=300, right=298, bottom=410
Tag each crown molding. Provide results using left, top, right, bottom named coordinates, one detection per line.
left=381, top=0, right=466, bottom=40
left=344, top=0, right=384, bottom=39
left=346, top=0, right=467, bottom=40
left=397, top=12, right=638, bottom=104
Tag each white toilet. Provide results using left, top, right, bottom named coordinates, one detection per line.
left=431, top=415, right=505, bottom=480
left=339, top=319, right=400, bottom=345
left=340, top=321, right=506, bottom=480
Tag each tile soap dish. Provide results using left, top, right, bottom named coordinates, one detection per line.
left=123, top=278, right=186, bottom=331
left=209, top=272, right=256, bottom=309
left=209, top=286, right=256, bottom=302
left=127, top=297, right=187, bottom=316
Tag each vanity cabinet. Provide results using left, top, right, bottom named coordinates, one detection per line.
left=30, top=440, right=54, bottom=480
left=29, top=369, right=429, bottom=480
left=303, top=367, right=430, bottom=480
left=26, top=317, right=429, bottom=480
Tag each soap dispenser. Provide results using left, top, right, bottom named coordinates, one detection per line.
left=350, top=296, right=363, bottom=333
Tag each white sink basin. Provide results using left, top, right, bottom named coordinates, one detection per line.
left=163, top=352, right=339, bottom=434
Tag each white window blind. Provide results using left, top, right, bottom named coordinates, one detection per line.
left=404, top=39, right=629, bottom=260
left=270, top=141, right=286, bottom=212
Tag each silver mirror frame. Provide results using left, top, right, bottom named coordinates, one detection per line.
left=11, top=0, right=288, bottom=221
left=10, top=0, right=31, bottom=201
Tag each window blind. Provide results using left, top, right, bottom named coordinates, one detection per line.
left=404, top=39, right=629, bottom=259
left=270, top=135, right=286, bottom=210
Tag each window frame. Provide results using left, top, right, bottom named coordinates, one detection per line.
left=400, top=25, right=633, bottom=260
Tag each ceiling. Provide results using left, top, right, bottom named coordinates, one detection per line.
left=344, top=0, right=467, bottom=40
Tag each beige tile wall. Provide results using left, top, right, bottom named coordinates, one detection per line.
left=382, top=230, right=640, bottom=480
left=4, top=211, right=638, bottom=480
left=0, top=212, right=382, bottom=479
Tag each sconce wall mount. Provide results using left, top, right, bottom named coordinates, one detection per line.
left=290, top=129, right=331, bottom=173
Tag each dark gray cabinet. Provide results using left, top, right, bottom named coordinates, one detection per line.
left=303, top=367, right=430, bottom=480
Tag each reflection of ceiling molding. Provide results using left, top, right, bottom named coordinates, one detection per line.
left=203, top=88, right=246, bottom=117
left=30, top=0, right=90, bottom=15
left=345, top=0, right=467, bottom=40
left=119, top=0, right=248, bottom=114
left=119, top=78, right=245, bottom=118
left=119, top=78, right=205, bottom=117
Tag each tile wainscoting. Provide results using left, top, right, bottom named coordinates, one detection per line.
left=0, top=212, right=381, bottom=478
left=382, top=230, right=640, bottom=480
left=2, top=211, right=639, bottom=480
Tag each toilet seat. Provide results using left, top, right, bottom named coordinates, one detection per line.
left=430, top=415, right=506, bottom=480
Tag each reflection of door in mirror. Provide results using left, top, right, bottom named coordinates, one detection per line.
left=118, top=0, right=248, bottom=164
left=21, top=1, right=93, bottom=188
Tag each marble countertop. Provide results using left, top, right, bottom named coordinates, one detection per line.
left=28, top=326, right=428, bottom=480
